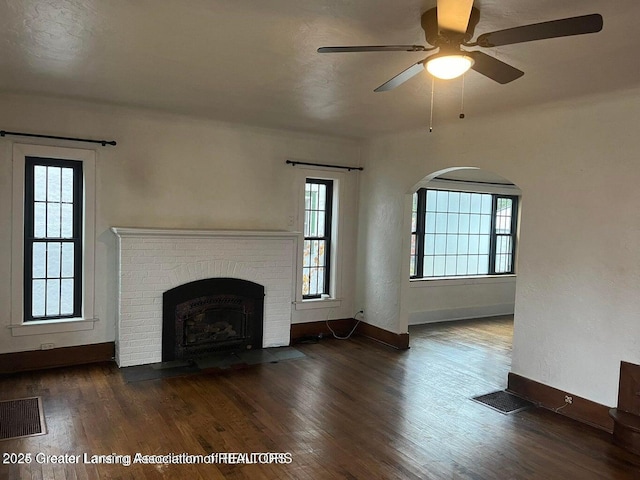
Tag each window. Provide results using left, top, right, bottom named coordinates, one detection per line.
left=24, top=157, right=83, bottom=321
left=11, top=144, right=96, bottom=334
left=411, top=188, right=518, bottom=278
left=302, top=178, right=333, bottom=298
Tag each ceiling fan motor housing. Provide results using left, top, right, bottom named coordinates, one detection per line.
left=421, top=7, right=480, bottom=47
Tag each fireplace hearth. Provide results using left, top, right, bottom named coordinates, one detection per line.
left=162, top=278, right=264, bottom=362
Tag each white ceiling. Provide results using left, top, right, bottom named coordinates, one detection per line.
left=0, top=0, right=638, bottom=139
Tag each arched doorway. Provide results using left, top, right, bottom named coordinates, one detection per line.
left=399, top=166, right=521, bottom=337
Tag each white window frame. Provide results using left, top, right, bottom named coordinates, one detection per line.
left=294, top=168, right=343, bottom=310
left=10, top=144, right=97, bottom=336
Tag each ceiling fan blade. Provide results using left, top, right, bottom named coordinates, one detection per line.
left=475, top=14, right=603, bottom=47
left=374, top=61, right=425, bottom=92
left=318, top=45, right=434, bottom=53
left=437, top=0, right=475, bottom=33
left=468, top=51, right=524, bottom=84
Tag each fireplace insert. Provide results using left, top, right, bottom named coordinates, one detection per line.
left=162, top=278, right=264, bottom=361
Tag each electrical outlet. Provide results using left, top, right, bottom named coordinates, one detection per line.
left=564, top=395, right=573, bottom=404
left=40, top=343, right=55, bottom=350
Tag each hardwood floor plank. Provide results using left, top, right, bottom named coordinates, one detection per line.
left=1, top=316, right=639, bottom=479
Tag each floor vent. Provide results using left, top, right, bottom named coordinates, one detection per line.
left=0, top=397, right=47, bottom=441
left=472, top=390, right=535, bottom=414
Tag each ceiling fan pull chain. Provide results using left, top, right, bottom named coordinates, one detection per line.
left=429, top=76, right=435, bottom=133
left=460, top=73, right=466, bottom=119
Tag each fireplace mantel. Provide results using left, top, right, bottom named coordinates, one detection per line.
left=112, top=227, right=300, bottom=367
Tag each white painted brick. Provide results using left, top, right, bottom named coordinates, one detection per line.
left=114, top=229, right=298, bottom=366
left=130, top=299, right=155, bottom=307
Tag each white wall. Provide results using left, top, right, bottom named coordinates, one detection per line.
left=0, top=93, right=360, bottom=354
left=357, top=86, right=640, bottom=407
left=405, top=277, right=516, bottom=325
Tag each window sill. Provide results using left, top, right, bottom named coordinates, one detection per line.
left=409, top=274, right=516, bottom=288
left=294, top=298, right=342, bottom=310
left=8, top=317, right=99, bottom=337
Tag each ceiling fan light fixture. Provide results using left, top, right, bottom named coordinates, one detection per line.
left=425, top=53, right=474, bottom=80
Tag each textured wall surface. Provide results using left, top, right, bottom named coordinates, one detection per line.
left=357, top=86, right=640, bottom=406
left=0, top=93, right=360, bottom=355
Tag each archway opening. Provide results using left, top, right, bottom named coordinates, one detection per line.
left=401, top=166, right=521, bottom=387
left=401, top=167, right=522, bottom=386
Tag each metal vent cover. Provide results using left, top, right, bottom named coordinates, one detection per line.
left=472, top=390, right=535, bottom=414
left=0, top=397, right=47, bottom=441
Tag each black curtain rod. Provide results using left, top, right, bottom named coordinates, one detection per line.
left=1, top=130, right=117, bottom=146
left=286, top=160, right=362, bottom=171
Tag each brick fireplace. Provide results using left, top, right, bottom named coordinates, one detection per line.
left=111, top=228, right=299, bottom=367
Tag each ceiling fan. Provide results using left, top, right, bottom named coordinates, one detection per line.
left=317, top=0, right=603, bottom=91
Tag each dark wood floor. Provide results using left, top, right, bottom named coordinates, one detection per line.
left=2, top=316, right=639, bottom=479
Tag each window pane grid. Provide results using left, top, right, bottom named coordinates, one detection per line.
left=303, top=179, right=332, bottom=297
left=412, top=188, right=517, bottom=278
left=33, top=166, right=75, bottom=240
left=494, top=234, right=513, bottom=273
left=25, top=157, right=82, bottom=321
left=31, top=240, right=76, bottom=317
